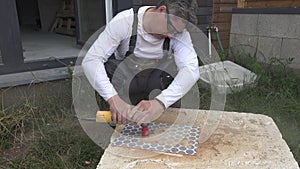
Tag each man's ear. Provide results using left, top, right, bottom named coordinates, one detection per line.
left=157, top=5, right=167, bottom=13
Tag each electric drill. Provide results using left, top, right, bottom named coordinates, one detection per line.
left=97, top=111, right=149, bottom=137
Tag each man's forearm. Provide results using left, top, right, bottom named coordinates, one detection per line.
left=156, top=66, right=199, bottom=108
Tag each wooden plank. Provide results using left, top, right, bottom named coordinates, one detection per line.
left=211, top=31, right=230, bottom=41
left=214, top=23, right=231, bottom=32
left=213, top=13, right=232, bottom=23
left=212, top=40, right=229, bottom=50
left=244, top=0, right=292, bottom=1
left=245, top=1, right=300, bottom=8
left=214, top=4, right=237, bottom=13
left=237, top=0, right=246, bottom=8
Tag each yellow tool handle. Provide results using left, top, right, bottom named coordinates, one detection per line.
left=96, top=111, right=112, bottom=123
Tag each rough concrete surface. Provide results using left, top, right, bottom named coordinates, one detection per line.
left=97, top=108, right=299, bottom=169
left=230, top=13, right=300, bottom=72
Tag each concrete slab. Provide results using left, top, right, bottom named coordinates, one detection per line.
left=231, top=14, right=259, bottom=36
left=97, top=108, right=299, bottom=169
left=229, top=34, right=258, bottom=57
left=258, top=14, right=300, bottom=39
left=0, top=67, right=72, bottom=88
left=257, top=36, right=282, bottom=63
left=281, top=38, right=300, bottom=70
left=21, top=28, right=81, bottom=61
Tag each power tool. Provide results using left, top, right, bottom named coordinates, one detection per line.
left=96, top=111, right=149, bottom=137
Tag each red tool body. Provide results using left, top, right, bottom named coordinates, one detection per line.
left=141, top=123, right=149, bottom=137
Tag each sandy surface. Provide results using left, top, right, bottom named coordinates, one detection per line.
left=97, top=108, right=299, bottom=169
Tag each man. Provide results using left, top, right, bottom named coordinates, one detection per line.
left=82, top=0, right=200, bottom=125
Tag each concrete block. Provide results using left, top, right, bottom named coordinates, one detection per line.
left=285, top=15, right=300, bottom=39
left=231, top=14, right=259, bottom=36
left=0, top=67, right=71, bottom=89
left=257, top=36, right=282, bottom=63
left=229, top=34, right=258, bottom=57
left=258, top=14, right=300, bottom=39
left=281, top=38, right=300, bottom=70
left=97, top=109, right=299, bottom=169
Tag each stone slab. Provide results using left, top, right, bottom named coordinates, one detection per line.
left=97, top=108, right=299, bottom=169
left=281, top=38, right=300, bottom=70
left=258, top=14, right=300, bottom=39
left=231, top=14, right=259, bottom=36
left=257, top=36, right=282, bottom=63
left=229, top=34, right=258, bottom=56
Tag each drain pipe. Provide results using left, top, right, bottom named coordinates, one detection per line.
left=105, top=0, right=113, bottom=24
left=207, top=26, right=212, bottom=58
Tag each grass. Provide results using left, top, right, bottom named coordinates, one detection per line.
left=0, top=83, right=103, bottom=169
left=0, top=52, right=299, bottom=168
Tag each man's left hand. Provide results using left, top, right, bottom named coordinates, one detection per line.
left=130, top=99, right=165, bottom=125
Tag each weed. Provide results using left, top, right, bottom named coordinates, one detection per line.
left=0, top=85, right=104, bottom=168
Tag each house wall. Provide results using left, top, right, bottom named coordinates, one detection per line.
left=202, top=0, right=300, bottom=52
left=230, top=8, right=300, bottom=70
left=237, top=0, right=300, bottom=8
left=212, top=0, right=238, bottom=51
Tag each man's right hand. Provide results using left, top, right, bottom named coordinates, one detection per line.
left=107, top=95, right=132, bottom=124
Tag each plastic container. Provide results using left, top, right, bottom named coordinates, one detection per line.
left=199, top=60, right=257, bottom=94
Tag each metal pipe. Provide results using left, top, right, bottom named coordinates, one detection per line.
left=208, top=28, right=212, bottom=58
left=105, top=0, right=113, bottom=24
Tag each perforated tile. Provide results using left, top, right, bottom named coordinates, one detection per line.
left=112, top=122, right=200, bottom=155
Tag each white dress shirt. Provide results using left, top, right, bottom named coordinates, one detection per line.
left=82, top=6, right=200, bottom=108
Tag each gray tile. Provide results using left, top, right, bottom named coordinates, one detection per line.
left=112, top=122, right=200, bottom=156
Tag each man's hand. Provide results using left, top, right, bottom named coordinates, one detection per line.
left=131, top=99, right=165, bottom=125
left=107, top=95, right=132, bottom=124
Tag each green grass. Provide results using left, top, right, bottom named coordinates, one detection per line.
left=0, top=88, right=103, bottom=169
left=0, top=52, right=299, bottom=167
